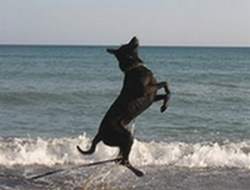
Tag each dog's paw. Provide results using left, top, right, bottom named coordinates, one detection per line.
left=160, top=105, right=167, bottom=113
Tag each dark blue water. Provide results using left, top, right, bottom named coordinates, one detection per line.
left=0, top=45, right=250, bottom=190
left=1, top=45, right=249, bottom=141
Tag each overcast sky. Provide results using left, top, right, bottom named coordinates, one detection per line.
left=0, top=0, right=250, bottom=46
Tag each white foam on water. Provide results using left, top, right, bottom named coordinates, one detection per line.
left=1, top=134, right=250, bottom=169
left=0, top=134, right=118, bottom=166
left=131, top=140, right=250, bottom=168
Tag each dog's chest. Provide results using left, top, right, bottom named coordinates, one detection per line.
left=122, top=68, right=156, bottom=97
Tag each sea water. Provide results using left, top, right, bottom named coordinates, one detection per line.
left=0, top=45, right=250, bottom=189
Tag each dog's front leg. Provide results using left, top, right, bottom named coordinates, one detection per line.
left=154, top=94, right=170, bottom=112
left=155, top=82, right=170, bottom=112
left=156, top=81, right=170, bottom=95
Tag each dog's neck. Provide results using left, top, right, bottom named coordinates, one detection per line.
left=124, top=63, right=144, bottom=73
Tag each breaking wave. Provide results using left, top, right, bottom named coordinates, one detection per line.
left=1, top=134, right=250, bottom=169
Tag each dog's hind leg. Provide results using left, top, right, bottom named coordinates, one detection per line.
left=117, top=135, right=144, bottom=177
left=118, top=136, right=133, bottom=162
left=77, top=133, right=101, bottom=155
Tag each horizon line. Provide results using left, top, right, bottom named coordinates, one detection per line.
left=0, top=43, right=250, bottom=48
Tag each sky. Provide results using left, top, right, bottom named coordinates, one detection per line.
left=0, top=0, right=250, bottom=46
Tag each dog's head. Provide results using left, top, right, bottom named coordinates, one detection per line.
left=107, top=37, right=143, bottom=72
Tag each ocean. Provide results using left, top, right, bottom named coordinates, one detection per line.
left=0, top=45, right=250, bottom=189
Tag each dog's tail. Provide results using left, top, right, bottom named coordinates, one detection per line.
left=77, top=133, right=101, bottom=155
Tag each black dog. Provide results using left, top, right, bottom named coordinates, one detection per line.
left=77, top=37, right=170, bottom=176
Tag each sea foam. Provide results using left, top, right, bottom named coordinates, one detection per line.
left=1, top=134, right=250, bottom=169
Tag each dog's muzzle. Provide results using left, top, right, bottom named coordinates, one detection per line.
left=107, top=48, right=117, bottom=55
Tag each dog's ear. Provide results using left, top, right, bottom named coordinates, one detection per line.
left=128, top=36, right=139, bottom=48
left=107, top=48, right=117, bottom=55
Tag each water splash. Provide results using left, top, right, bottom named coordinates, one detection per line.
left=1, top=135, right=250, bottom=169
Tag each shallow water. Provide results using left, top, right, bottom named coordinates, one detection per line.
left=2, top=166, right=250, bottom=190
